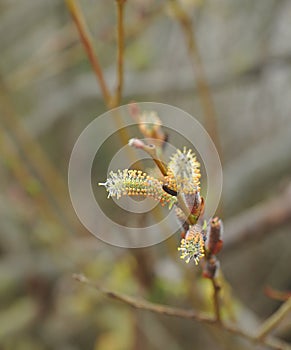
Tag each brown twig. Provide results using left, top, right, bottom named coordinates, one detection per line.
left=102, top=5, right=163, bottom=43
left=73, top=273, right=291, bottom=350
left=256, top=298, right=291, bottom=340
left=114, top=0, right=126, bottom=106
left=211, top=278, right=222, bottom=323
left=65, top=0, right=112, bottom=106
left=66, top=0, right=137, bottom=154
left=73, top=273, right=213, bottom=321
left=265, top=287, right=291, bottom=302
left=139, top=143, right=168, bottom=176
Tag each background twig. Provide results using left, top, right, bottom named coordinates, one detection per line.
left=73, top=274, right=291, bottom=350
left=114, top=0, right=126, bottom=106
left=65, top=0, right=112, bottom=106
left=256, top=298, right=291, bottom=340
left=211, top=278, right=222, bottom=323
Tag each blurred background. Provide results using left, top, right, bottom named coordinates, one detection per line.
left=0, top=0, right=291, bottom=349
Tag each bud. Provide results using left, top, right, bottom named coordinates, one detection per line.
left=128, top=138, right=146, bottom=149
left=128, top=101, right=141, bottom=121
left=207, top=217, right=223, bottom=255
left=184, top=192, right=204, bottom=219
left=128, top=105, right=166, bottom=147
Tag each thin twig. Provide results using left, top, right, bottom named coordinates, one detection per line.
left=73, top=274, right=212, bottom=321
left=256, top=298, right=291, bottom=340
left=66, top=0, right=137, bottom=151
left=140, top=143, right=168, bottom=176
left=73, top=274, right=291, bottom=350
left=114, top=0, right=126, bottom=106
left=211, top=278, right=222, bottom=323
left=65, top=0, right=112, bottom=106
left=265, top=287, right=291, bottom=302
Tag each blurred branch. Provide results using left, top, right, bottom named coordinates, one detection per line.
left=65, top=0, right=112, bottom=106
left=0, top=129, right=63, bottom=226
left=0, top=83, right=77, bottom=233
left=72, top=274, right=212, bottom=321
left=7, top=6, right=164, bottom=92
left=169, top=0, right=221, bottom=158
left=265, top=287, right=291, bottom=302
left=256, top=298, right=291, bottom=341
left=224, top=183, right=291, bottom=250
left=65, top=0, right=134, bottom=149
left=22, top=50, right=291, bottom=138
left=0, top=297, right=38, bottom=340
left=73, top=273, right=291, bottom=350
left=9, top=44, right=291, bottom=96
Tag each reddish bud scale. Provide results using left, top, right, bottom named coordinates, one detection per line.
left=207, top=217, right=223, bottom=255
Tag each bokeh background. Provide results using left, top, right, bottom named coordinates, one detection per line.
left=0, top=0, right=291, bottom=349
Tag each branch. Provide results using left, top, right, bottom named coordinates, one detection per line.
left=128, top=138, right=171, bottom=193
left=73, top=274, right=291, bottom=350
left=265, top=287, right=291, bottom=302
left=73, top=273, right=213, bottom=322
left=224, top=183, right=291, bottom=250
left=256, top=298, right=291, bottom=340
left=65, top=0, right=111, bottom=106
left=114, top=0, right=126, bottom=107
left=211, top=278, right=222, bottom=323
left=66, top=0, right=135, bottom=152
